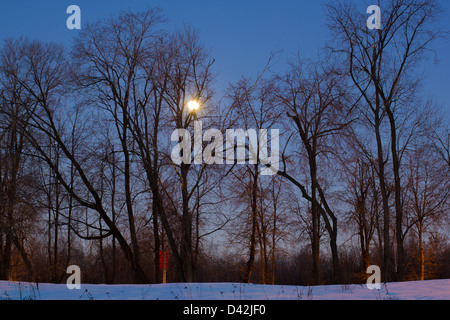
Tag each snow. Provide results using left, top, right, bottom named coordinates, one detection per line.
left=0, top=279, right=449, bottom=300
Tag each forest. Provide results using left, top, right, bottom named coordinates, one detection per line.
left=0, top=0, right=449, bottom=286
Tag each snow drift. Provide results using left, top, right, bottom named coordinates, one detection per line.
left=0, top=279, right=449, bottom=300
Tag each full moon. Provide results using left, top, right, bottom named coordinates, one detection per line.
left=188, top=100, right=200, bottom=111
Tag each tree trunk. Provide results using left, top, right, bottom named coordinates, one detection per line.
left=146, top=168, right=186, bottom=282
left=418, top=222, right=425, bottom=281
left=180, top=162, right=193, bottom=282
left=121, top=111, right=142, bottom=283
left=153, top=200, right=161, bottom=283
left=330, top=217, right=340, bottom=283
left=271, top=203, right=277, bottom=285
left=386, top=108, right=405, bottom=282
left=311, top=185, right=321, bottom=285
left=243, top=164, right=259, bottom=283
left=374, top=110, right=391, bottom=283
left=0, top=234, right=12, bottom=280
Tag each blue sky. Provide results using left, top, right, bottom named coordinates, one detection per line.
left=0, top=0, right=449, bottom=113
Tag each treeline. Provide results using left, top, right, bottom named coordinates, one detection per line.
left=0, top=0, right=448, bottom=286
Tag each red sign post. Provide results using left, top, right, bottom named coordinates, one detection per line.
left=159, top=251, right=169, bottom=270
left=159, top=250, right=168, bottom=283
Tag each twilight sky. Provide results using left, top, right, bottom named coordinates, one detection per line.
left=0, top=0, right=449, bottom=114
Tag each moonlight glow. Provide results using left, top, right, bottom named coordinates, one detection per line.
left=188, top=100, right=200, bottom=111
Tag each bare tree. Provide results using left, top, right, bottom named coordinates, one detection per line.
left=403, top=145, right=449, bottom=280
left=4, top=34, right=153, bottom=283
left=224, top=74, right=282, bottom=283
left=431, top=125, right=449, bottom=168
left=0, top=38, right=40, bottom=281
left=160, top=26, right=216, bottom=282
left=340, top=152, right=378, bottom=273
left=327, top=0, right=442, bottom=281
left=275, top=58, right=353, bottom=283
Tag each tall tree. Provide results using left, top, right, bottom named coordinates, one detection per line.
left=0, top=38, right=39, bottom=281
left=275, top=58, right=353, bottom=283
left=161, top=26, right=216, bottom=282
left=327, top=0, right=442, bottom=281
left=226, top=76, right=281, bottom=283
left=404, top=145, right=449, bottom=280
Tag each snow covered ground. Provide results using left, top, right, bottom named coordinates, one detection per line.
left=0, top=279, right=449, bottom=300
